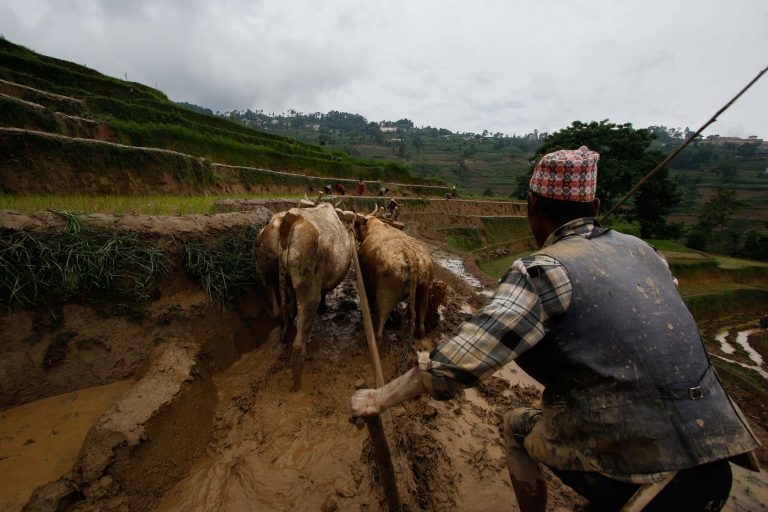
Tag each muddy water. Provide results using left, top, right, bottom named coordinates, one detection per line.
left=156, top=281, right=379, bottom=512
left=0, top=380, right=134, bottom=512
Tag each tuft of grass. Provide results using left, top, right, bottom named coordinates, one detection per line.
left=182, top=225, right=263, bottom=306
left=0, top=211, right=166, bottom=309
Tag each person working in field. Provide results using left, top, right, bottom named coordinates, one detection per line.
left=357, top=178, right=366, bottom=196
left=350, top=146, right=760, bottom=511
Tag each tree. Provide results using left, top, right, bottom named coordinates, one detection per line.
left=515, top=120, right=680, bottom=238
left=412, top=134, right=423, bottom=154
left=688, top=188, right=746, bottom=253
left=739, top=231, right=768, bottom=261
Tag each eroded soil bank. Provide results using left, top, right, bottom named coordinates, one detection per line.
left=1, top=209, right=767, bottom=511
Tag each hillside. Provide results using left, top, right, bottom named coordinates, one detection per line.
left=0, top=38, right=445, bottom=198
left=223, top=109, right=543, bottom=197
left=226, top=110, right=768, bottom=234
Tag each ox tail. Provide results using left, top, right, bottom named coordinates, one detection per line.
left=278, top=212, right=301, bottom=346
left=398, top=248, right=417, bottom=373
left=278, top=245, right=291, bottom=344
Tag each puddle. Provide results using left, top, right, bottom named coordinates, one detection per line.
left=715, top=331, right=736, bottom=354
left=734, top=329, right=763, bottom=366
left=435, top=257, right=487, bottom=291
left=713, top=328, right=768, bottom=380
left=0, top=380, right=134, bottom=512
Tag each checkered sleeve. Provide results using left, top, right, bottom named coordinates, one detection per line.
left=419, top=255, right=571, bottom=400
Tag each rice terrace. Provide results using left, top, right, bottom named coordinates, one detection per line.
left=1, top=37, right=767, bottom=512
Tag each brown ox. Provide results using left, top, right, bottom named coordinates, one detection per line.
left=254, top=203, right=353, bottom=389
left=358, top=216, right=434, bottom=345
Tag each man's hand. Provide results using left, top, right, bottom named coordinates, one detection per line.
left=348, top=367, right=427, bottom=425
left=349, top=388, right=381, bottom=423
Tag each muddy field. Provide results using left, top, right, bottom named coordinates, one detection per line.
left=1, top=210, right=767, bottom=512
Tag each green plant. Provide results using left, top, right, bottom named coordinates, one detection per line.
left=0, top=211, right=166, bottom=309
left=182, top=225, right=263, bottom=306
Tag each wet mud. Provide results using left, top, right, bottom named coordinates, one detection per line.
left=1, top=211, right=766, bottom=511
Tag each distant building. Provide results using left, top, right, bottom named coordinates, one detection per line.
left=379, top=123, right=397, bottom=133
left=702, top=135, right=763, bottom=146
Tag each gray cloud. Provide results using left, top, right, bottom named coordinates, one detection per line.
left=1, top=0, right=766, bottom=137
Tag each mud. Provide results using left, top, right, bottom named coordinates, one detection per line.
left=1, top=210, right=767, bottom=511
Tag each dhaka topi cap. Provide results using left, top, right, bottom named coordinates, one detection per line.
left=529, top=145, right=599, bottom=202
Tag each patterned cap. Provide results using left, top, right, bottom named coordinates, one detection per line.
left=529, top=145, right=599, bottom=202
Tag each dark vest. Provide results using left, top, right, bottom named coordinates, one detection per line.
left=516, top=228, right=759, bottom=474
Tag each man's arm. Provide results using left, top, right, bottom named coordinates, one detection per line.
left=350, top=367, right=425, bottom=419
left=350, top=255, right=571, bottom=418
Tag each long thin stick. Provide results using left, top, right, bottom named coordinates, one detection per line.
left=600, top=65, right=768, bottom=223
left=349, top=227, right=401, bottom=511
left=349, top=229, right=387, bottom=390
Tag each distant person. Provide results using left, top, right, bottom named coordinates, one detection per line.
left=357, top=179, right=366, bottom=196
left=761, top=314, right=768, bottom=330
left=383, top=199, right=400, bottom=220
left=323, top=184, right=332, bottom=195
left=450, top=185, right=457, bottom=198
left=377, top=187, right=389, bottom=197
left=335, top=183, right=346, bottom=196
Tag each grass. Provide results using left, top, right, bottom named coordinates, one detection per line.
left=0, top=194, right=304, bottom=215
left=714, top=255, right=768, bottom=269
left=0, top=211, right=166, bottom=310
left=477, top=250, right=533, bottom=278
left=182, top=225, right=263, bottom=306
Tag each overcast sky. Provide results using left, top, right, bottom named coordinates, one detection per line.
left=1, top=0, right=766, bottom=138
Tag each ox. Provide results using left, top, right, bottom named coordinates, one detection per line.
left=358, top=216, right=434, bottom=346
left=254, top=203, right=353, bottom=390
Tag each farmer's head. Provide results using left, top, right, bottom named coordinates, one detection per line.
left=527, top=146, right=600, bottom=247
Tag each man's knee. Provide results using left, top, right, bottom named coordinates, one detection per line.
left=504, top=407, right=542, bottom=448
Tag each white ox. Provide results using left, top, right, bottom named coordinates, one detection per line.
left=358, top=216, right=434, bottom=345
left=254, top=203, right=353, bottom=390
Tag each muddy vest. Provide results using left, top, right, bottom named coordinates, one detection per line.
left=516, top=228, right=759, bottom=474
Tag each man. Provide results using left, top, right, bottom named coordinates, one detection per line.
left=350, top=146, right=759, bottom=511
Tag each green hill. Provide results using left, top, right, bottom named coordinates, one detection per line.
left=0, top=38, right=443, bottom=197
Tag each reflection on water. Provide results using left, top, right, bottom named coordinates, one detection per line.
left=435, top=257, right=486, bottom=290
left=713, top=328, right=767, bottom=380
left=734, top=329, right=763, bottom=366
left=715, top=331, right=736, bottom=354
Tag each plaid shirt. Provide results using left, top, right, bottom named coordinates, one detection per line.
left=418, top=218, right=680, bottom=482
left=418, top=217, right=599, bottom=399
